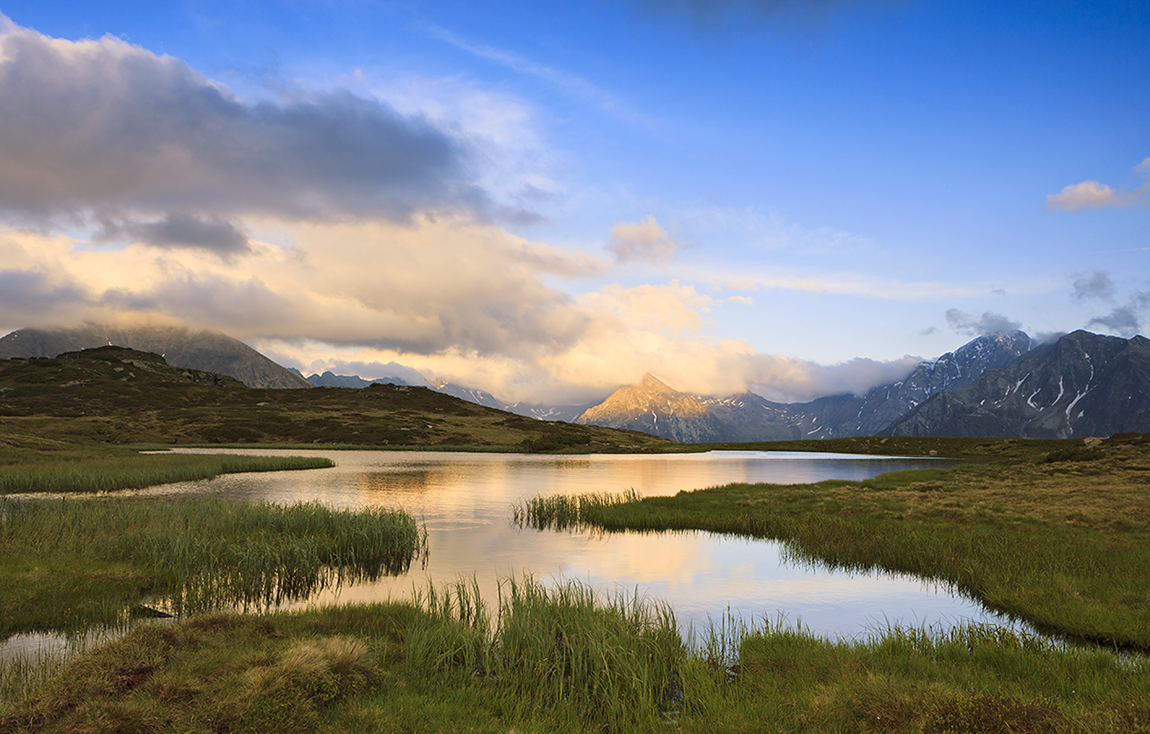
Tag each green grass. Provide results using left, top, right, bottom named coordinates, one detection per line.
left=514, top=440, right=1150, bottom=650
left=0, top=430, right=334, bottom=495
left=0, top=496, right=427, bottom=636
left=406, top=577, right=684, bottom=732
left=3, top=584, right=1148, bottom=733
left=0, top=452, right=333, bottom=494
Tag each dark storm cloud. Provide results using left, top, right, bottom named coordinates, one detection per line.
left=0, top=269, right=87, bottom=312
left=98, top=213, right=251, bottom=255
left=945, top=309, right=1022, bottom=336
left=1071, top=270, right=1115, bottom=302
left=0, top=21, right=483, bottom=224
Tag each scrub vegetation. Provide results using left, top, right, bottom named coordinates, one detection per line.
left=517, top=433, right=1150, bottom=651
left=3, top=581, right=1147, bottom=733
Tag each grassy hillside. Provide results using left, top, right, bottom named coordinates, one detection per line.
left=0, top=347, right=671, bottom=452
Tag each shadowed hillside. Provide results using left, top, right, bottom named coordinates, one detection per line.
left=0, top=347, right=672, bottom=451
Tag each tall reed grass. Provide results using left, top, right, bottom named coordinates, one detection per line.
left=407, top=576, right=685, bottom=732
left=1, top=495, right=427, bottom=632
left=510, top=488, right=640, bottom=531
left=5, top=591, right=1148, bottom=731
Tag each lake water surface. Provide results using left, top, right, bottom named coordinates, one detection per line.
left=131, top=448, right=1025, bottom=640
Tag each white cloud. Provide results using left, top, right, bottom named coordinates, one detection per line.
left=608, top=216, right=681, bottom=262
left=1046, top=181, right=1123, bottom=211
left=945, top=309, right=1022, bottom=336
left=1046, top=158, right=1150, bottom=212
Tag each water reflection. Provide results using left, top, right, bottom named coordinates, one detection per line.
left=4, top=450, right=1032, bottom=647
left=90, top=448, right=1020, bottom=641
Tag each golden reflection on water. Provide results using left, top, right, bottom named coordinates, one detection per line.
left=123, top=449, right=1021, bottom=639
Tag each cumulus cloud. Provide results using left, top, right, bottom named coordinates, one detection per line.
left=746, top=354, right=919, bottom=402
left=1071, top=270, right=1115, bottom=302
left=945, top=309, right=1021, bottom=336
left=0, top=218, right=599, bottom=359
left=1046, top=158, right=1150, bottom=212
left=0, top=19, right=482, bottom=227
left=608, top=216, right=681, bottom=262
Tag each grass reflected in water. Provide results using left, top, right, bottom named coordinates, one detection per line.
left=1, top=495, right=427, bottom=636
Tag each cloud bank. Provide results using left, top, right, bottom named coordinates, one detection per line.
left=0, top=17, right=482, bottom=234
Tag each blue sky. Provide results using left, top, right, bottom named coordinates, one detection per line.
left=0, top=1, right=1146, bottom=403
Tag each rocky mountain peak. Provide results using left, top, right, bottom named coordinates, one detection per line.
left=574, top=372, right=732, bottom=442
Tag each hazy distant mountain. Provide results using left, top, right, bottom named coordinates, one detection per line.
left=504, top=402, right=597, bottom=423
left=301, top=370, right=591, bottom=422
left=307, top=371, right=417, bottom=388
left=574, top=373, right=734, bottom=442
left=0, top=324, right=312, bottom=389
left=885, top=330, right=1150, bottom=438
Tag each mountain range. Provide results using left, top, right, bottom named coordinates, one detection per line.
left=886, top=330, right=1150, bottom=439
left=575, top=331, right=1038, bottom=442
left=2, top=324, right=1146, bottom=440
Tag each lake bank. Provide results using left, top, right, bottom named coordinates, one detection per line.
left=517, top=435, right=1150, bottom=651
left=4, top=584, right=1147, bottom=733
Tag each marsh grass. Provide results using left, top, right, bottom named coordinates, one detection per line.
left=5, top=591, right=1148, bottom=733
left=0, top=496, right=427, bottom=635
left=406, top=577, right=685, bottom=732
left=510, top=488, right=640, bottom=531
left=512, top=447, right=1150, bottom=650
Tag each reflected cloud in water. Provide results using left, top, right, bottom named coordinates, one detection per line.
left=119, top=449, right=1020, bottom=639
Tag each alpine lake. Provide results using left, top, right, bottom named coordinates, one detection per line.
left=3, top=447, right=1041, bottom=666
